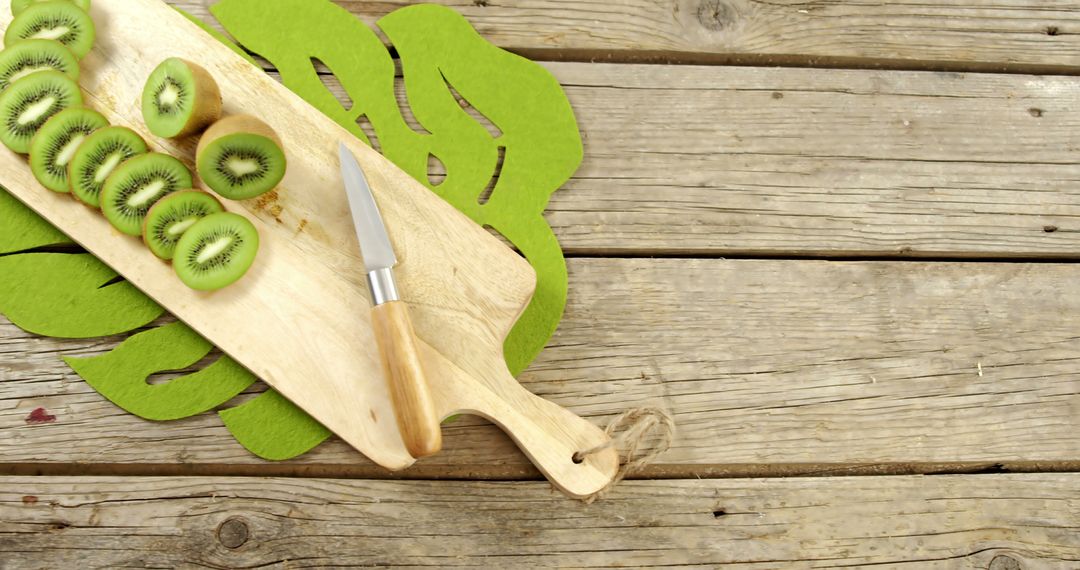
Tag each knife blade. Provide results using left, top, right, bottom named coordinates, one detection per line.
left=339, top=142, right=442, bottom=459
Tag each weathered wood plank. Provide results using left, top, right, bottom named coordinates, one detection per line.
left=1, top=474, right=1078, bottom=567
left=283, top=63, right=1080, bottom=257
left=549, top=64, right=1080, bottom=257
left=171, top=0, right=1080, bottom=71
left=4, top=259, right=1079, bottom=471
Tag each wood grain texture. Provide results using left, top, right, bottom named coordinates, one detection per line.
left=371, top=301, right=442, bottom=458
left=4, top=258, right=1079, bottom=470
left=0, top=0, right=627, bottom=497
left=172, top=0, right=1080, bottom=71
left=298, top=62, right=1080, bottom=257
left=548, top=63, right=1080, bottom=257
left=1, top=474, right=1078, bottom=567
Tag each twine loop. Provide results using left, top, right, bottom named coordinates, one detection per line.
left=574, top=407, right=675, bottom=503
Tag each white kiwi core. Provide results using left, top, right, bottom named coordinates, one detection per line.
left=196, top=236, right=233, bottom=264
left=18, top=95, right=56, bottom=125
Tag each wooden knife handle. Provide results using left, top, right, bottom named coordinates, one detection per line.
left=371, top=300, right=442, bottom=458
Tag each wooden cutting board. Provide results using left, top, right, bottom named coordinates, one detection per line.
left=0, top=0, right=617, bottom=498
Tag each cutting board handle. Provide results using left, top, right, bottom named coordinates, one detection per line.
left=481, top=380, right=620, bottom=499
left=427, top=351, right=619, bottom=498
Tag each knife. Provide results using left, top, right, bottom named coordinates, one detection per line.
left=339, top=142, right=442, bottom=458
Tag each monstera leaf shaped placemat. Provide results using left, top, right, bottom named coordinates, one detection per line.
left=0, top=1, right=582, bottom=461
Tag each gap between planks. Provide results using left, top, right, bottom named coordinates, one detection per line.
left=2, top=460, right=1080, bottom=481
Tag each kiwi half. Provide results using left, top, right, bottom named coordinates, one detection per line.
left=28, top=105, right=105, bottom=192
left=68, top=125, right=147, bottom=207
left=196, top=115, right=286, bottom=200
left=142, top=190, right=224, bottom=260
left=4, top=1, right=95, bottom=59
left=0, top=69, right=81, bottom=153
left=100, top=152, right=193, bottom=236
left=0, top=38, right=78, bottom=91
left=173, top=212, right=258, bottom=290
left=141, top=57, right=221, bottom=139
left=11, top=0, right=90, bottom=16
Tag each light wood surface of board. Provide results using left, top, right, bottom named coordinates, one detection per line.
left=2, top=474, right=1078, bottom=567
left=0, top=0, right=619, bottom=496
left=176, top=0, right=1080, bottom=71
left=5, top=259, right=1079, bottom=470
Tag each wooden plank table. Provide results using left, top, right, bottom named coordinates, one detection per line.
left=3, top=0, right=1080, bottom=566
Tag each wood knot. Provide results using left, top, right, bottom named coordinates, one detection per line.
left=696, top=0, right=736, bottom=31
left=217, top=517, right=250, bottom=549
left=988, top=555, right=1023, bottom=570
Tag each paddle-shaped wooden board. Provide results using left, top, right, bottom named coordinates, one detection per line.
left=0, top=0, right=617, bottom=497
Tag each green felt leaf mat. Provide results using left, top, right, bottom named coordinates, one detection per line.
left=0, top=0, right=581, bottom=461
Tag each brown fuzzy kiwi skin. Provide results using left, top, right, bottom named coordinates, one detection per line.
left=140, top=188, right=224, bottom=253
left=170, top=59, right=222, bottom=138
left=195, top=114, right=282, bottom=159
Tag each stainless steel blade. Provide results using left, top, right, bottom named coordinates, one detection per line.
left=339, top=142, right=397, bottom=272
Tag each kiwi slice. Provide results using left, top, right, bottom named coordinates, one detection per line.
left=141, top=57, right=221, bottom=139
left=142, top=190, right=224, bottom=260
left=0, top=69, right=81, bottom=153
left=196, top=115, right=286, bottom=200
left=11, top=0, right=90, bottom=16
left=4, top=1, right=95, bottom=59
left=28, top=105, right=105, bottom=192
left=173, top=212, right=258, bottom=290
left=100, top=152, right=193, bottom=236
left=68, top=125, right=147, bottom=207
left=0, top=38, right=78, bottom=91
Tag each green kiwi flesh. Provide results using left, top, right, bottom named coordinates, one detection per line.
left=196, top=116, right=286, bottom=200
left=100, top=152, right=193, bottom=236
left=4, top=1, right=95, bottom=59
left=0, top=38, right=78, bottom=91
left=28, top=105, right=105, bottom=192
left=0, top=69, right=81, bottom=153
left=173, top=212, right=258, bottom=290
left=142, top=190, right=224, bottom=260
left=68, top=126, right=148, bottom=208
left=11, top=0, right=90, bottom=16
left=141, top=57, right=221, bottom=138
